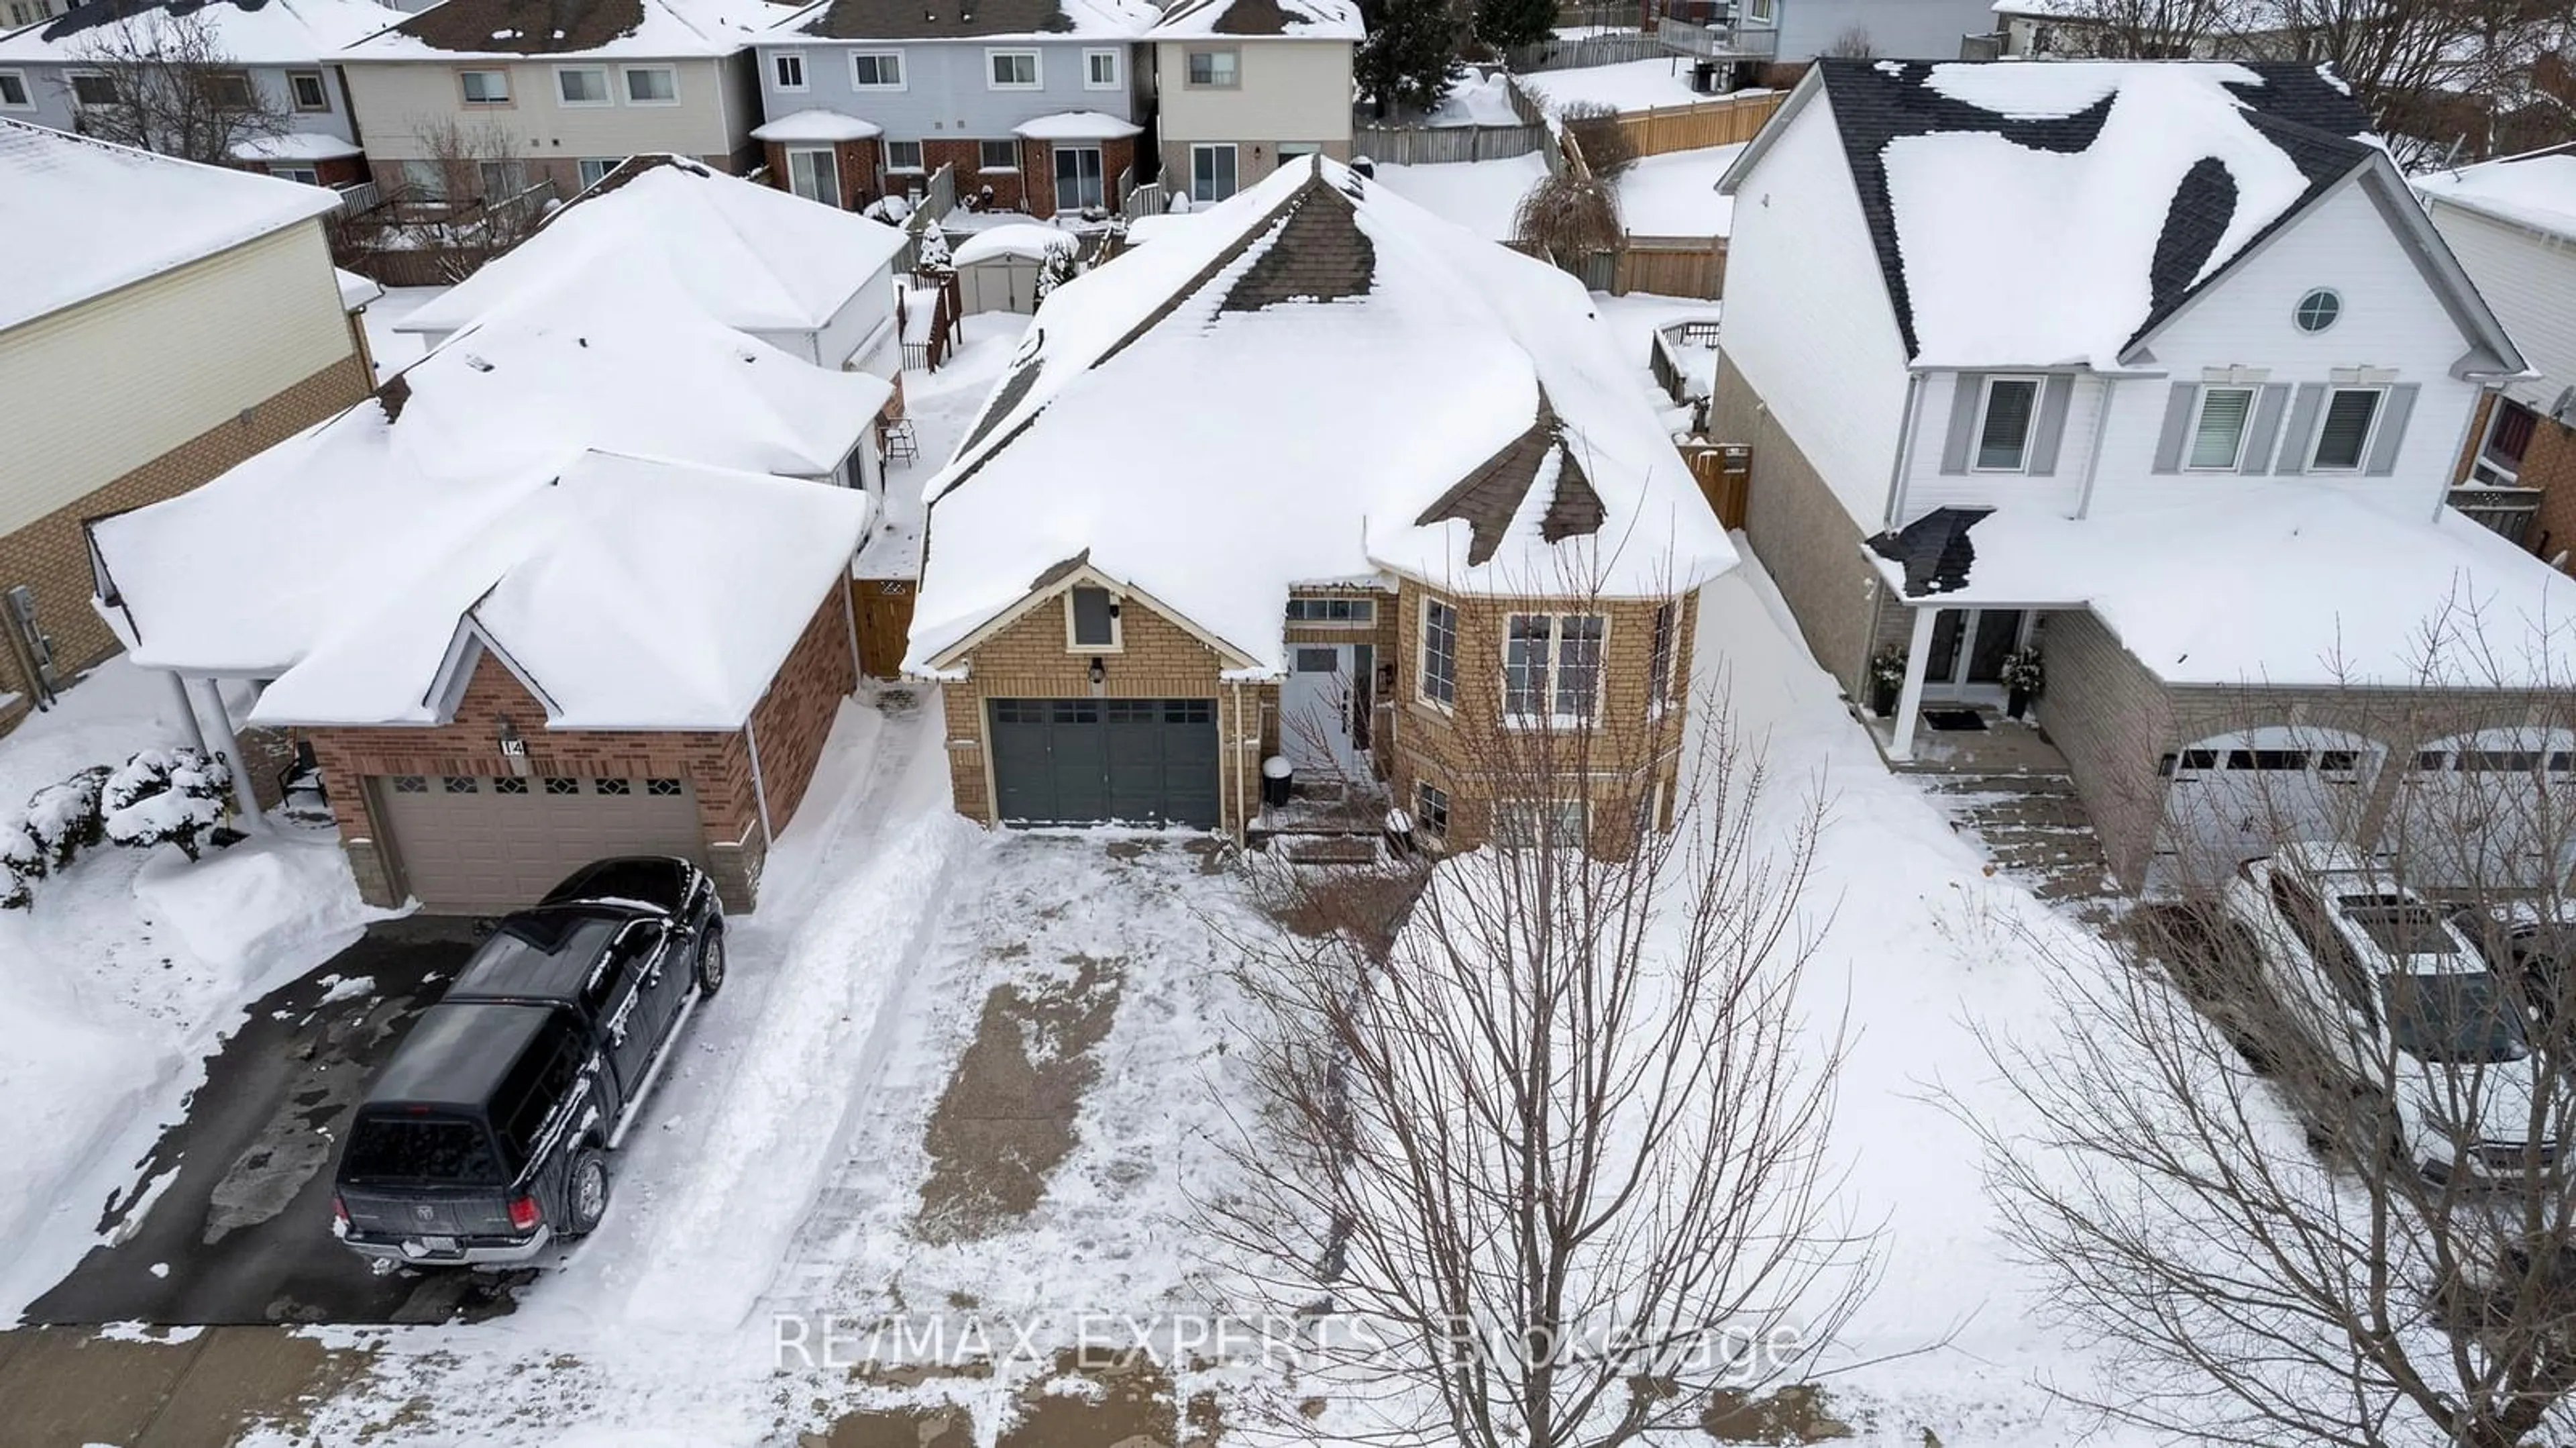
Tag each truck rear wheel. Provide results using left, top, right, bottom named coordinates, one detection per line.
left=695, top=927, right=726, bottom=998
left=565, top=1148, right=610, bottom=1237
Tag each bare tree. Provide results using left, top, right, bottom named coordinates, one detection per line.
left=1822, top=25, right=1877, bottom=59
left=1204, top=572, right=1880, bottom=1448
left=2022, top=0, right=2235, bottom=57
left=1955, top=617, right=2576, bottom=1448
left=1512, top=172, right=1623, bottom=266
left=66, top=8, right=286, bottom=166
left=362, top=118, right=550, bottom=282
left=1557, top=100, right=1638, bottom=180
left=2251, top=0, right=2573, bottom=162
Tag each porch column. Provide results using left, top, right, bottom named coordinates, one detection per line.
left=188, top=675, right=264, bottom=835
left=1887, top=606, right=1939, bottom=764
left=163, top=669, right=210, bottom=756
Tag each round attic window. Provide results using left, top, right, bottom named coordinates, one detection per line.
left=2294, top=288, right=2343, bottom=333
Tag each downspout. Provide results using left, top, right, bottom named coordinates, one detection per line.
left=841, top=571, right=864, bottom=683
left=1882, top=371, right=1927, bottom=531
left=2073, top=375, right=2117, bottom=519
left=745, top=715, right=777, bottom=847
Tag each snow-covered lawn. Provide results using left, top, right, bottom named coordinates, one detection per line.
left=357, top=285, right=447, bottom=383
left=0, top=662, right=392, bottom=1312
left=1369, top=153, right=1548, bottom=242
left=1616, top=141, right=1745, bottom=236
left=1520, top=58, right=1717, bottom=115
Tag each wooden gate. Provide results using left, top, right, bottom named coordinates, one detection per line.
left=853, top=578, right=918, bottom=679
left=1684, top=444, right=1750, bottom=529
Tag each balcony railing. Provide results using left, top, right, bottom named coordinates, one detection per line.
left=1653, top=1, right=1778, bottom=59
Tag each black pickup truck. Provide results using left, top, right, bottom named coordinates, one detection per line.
left=331, top=858, right=724, bottom=1268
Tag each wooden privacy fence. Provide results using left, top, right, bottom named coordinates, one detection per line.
left=1502, top=32, right=1670, bottom=70
left=1616, top=88, right=1783, bottom=157
left=1616, top=234, right=1726, bottom=298
left=1684, top=443, right=1750, bottom=529
left=1352, top=118, right=1549, bottom=164
left=851, top=578, right=919, bottom=680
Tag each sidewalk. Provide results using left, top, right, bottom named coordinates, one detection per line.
left=0, top=1327, right=372, bottom=1448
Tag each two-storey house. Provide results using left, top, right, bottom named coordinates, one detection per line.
left=1146, top=0, right=1355, bottom=205
left=0, top=0, right=412, bottom=184
left=0, top=119, right=370, bottom=732
left=904, top=158, right=1735, bottom=851
left=337, top=0, right=797, bottom=200
left=1714, top=60, right=2561, bottom=892
left=753, top=0, right=1155, bottom=217
left=2416, top=146, right=2576, bottom=562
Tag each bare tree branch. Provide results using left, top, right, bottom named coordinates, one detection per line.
left=65, top=8, right=286, bottom=167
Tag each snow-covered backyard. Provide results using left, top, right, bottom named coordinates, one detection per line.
left=1367, top=153, right=1549, bottom=242
left=1519, top=58, right=1726, bottom=115
left=1617, top=141, right=1746, bottom=235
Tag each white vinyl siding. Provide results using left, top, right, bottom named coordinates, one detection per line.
left=0, top=221, right=353, bottom=539
left=341, top=59, right=747, bottom=171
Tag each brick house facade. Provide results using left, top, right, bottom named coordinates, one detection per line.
left=311, top=586, right=857, bottom=912
left=2, top=354, right=370, bottom=733
left=1018, top=135, right=1138, bottom=217
left=763, top=136, right=885, bottom=212
left=2454, top=391, right=2576, bottom=566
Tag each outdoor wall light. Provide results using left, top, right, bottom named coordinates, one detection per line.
left=1088, top=658, right=1106, bottom=686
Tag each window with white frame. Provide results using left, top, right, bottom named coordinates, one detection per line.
left=576, top=156, right=621, bottom=187
left=2309, top=386, right=2383, bottom=471
left=1190, top=142, right=1236, bottom=202
left=1495, top=798, right=1587, bottom=849
left=0, top=71, right=30, bottom=110
left=199, top=70, right=255, bottom=107
left=771, top=50, right=806, bottom=90
left=273, top=165, right=321, bottom=185
left=850, top=51, right=903, bottom=88
left=1420, top=597, right=1457, bottom=707
left=68, top=71, right=118, bottom=106
left=1648, top=600, right=1678, bottom=715
left=1084, top=48, right=1120, bottom=89
left=978, top=138, right=1018, bottom=170
left=1067, top=585, right=1119, bottom=650
left=477, top=159, right=523, bottom=198
left=556, top=65, right=610, bottom=105
left=1504, top=613, right=1605, bottom=722
left=1185, top=48, right=1238, bottom=87
left=883, top=138, right=922, bottom=170
left=786, top=146, right=839, bottom=207
left=623, top=66, right=678, bottom=104
left=288, top=70, right=329, bottom=110
left=1973, top=375, right=2041, bottom=471
left=1743, top=0, right=1776, bottom=20
left=458, top=68, right=511, bottom=105
left=1413, top=780, right=1450, bottom=838
left=987, top=49, right=1040, bottom=88
left=2187, top=385, right=2256, bottom=470
left=1285, top=597, right=1375, bottom=624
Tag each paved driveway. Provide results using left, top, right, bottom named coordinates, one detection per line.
left=19, top=919, right=511, bottom=1327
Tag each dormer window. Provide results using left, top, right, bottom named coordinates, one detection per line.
left=1973, top=375, right=2041, bottom=472
left=1067, top=585, right=1120, bottom=650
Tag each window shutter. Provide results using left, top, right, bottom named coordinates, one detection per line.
left=2240, top=382, right=2289, bottom=474
left=2028, top=374, right=2074, bottom=476
left=2363, top=383, right=2418, bottom=476
left=2151, top=382, right=2194, bottom=474
left=2273, top=383, right=2324, bottom=475
left=1938, top=372, right=1984, bottom=475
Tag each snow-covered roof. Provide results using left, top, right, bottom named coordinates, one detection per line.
left=952, top=223, right=1075, bottom=266
left=343, top=0, right=801, bottom=60
left=335, top=266, right=382, bottom=311
left=396, top=156, right=906, bottom=338
left=782, top=0, right=1156, bottom=41
left=2416, top=147, right=2576, bottom=240
left=1869, top=487, right=2576, bottom=688
left=907, top=158, right=1736, bottom=679
left=0, top=0, right=414, bottom=66
left=1013, top=109, right=1144, bottom=141
left=247, top=452, right=869, bottom=729
left=91, top=246, right=889, bottom=709
left=0, top=119, right=338, bottom=333
left=1146, top=0, right=1361, bottom=40
left=230, top=132, right=366, bottom=162
left=1727, top=59, right=2395, bottom=368
left=751, top=107, right=883, bottom=142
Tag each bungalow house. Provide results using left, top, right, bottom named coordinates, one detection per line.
left=335, top=0, right=799, bottom=199
left=904, top=158, right=1735, bottom=850
left=751, top=0, right=1155, bottom=217
left=88, top=248, right=892, bottom=912
left=0, top=0, right=411, bottom=185
left=2414, top=146, right=2576, bottom=562
left=1146, top=0, right=1356, bottom=205
left=1712, top=59, right=2568, bottom=892
left=393, top=155, right=907, bottom=435
left=0, top=120, right=370, bottom=733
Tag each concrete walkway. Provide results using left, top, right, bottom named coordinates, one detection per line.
left=0, top=1327, right=372, bottom=1448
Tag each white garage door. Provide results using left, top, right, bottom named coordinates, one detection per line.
left=2151, top=728, right=2383, bottom=893
left=372, top=773, right=704, bottom=915
left=2388, top=728, right=2576, bottom=892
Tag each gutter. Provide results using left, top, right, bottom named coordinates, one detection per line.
left=1882, top=372, right=1925, bottom=530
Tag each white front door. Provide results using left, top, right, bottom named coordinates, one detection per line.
left=1281, top=644, right=1362, bottom=780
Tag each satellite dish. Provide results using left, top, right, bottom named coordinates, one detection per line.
left=2553, top=385, right=2576, bottom=424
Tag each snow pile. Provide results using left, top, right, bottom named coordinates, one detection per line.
left=230, top=132, right=366, bottom=162
left=1614, top=142, right=1743, bottom=236
left=1012, top=110, right=1144, bottom=141
left=131, top=834, right=382, bottom=979
left=1369, top=152, right=1549, bottom=241
left=1423, top=70, right=1523, bottom=128
left=750, top=108, right=883, bottom=143
left=952, top=223, right=1078, bottom=267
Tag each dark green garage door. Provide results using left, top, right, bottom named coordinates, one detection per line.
left=989, top=698, right=1221, bottom=827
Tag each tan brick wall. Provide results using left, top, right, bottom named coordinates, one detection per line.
left=1711, top=361, right=1885, bottom=697
left=309, top=587, right=853, bottom=911
left=2516, top=417, right=2576, bottom=565
left=927, top=138, right=1028, bottom=214
left=1020, top=136, right=1139, bottom=219
left=1386, top=582, right=1695, bottom=859
left=938, top=584, right=1258, bottom=832
left=2, top=355, right=370, bottom=715
left=2035, top=609, right=2178, bottom=886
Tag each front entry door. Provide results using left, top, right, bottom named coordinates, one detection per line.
left=1054, top=145, right=1104, bottom=213
left=1923, top=609, right=2026, bottom=702
left=1281, top=645, right=1364, bottom=779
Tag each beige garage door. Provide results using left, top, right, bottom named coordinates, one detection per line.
left=372, top=773, right=705, bottom=915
